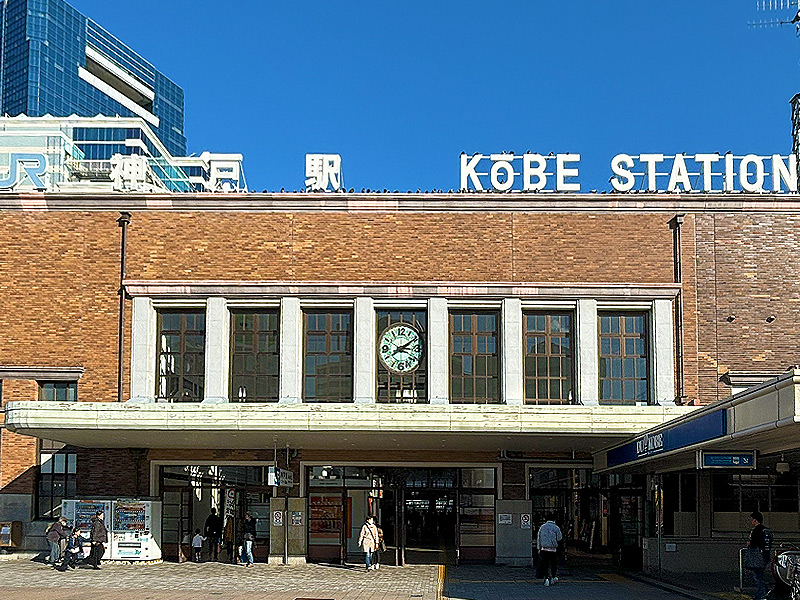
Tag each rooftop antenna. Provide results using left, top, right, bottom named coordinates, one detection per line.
left=748, top=0, right=800, bottom=34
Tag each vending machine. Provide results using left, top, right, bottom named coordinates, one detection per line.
left=62, top=498, right=162, bottom=561
left=110, top=499, right=162, bottom=561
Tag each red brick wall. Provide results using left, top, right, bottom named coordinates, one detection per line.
left=0, top=380, right=39, bottom=494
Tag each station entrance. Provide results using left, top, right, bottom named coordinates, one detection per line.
left=159, top=465, right=273, bottom=562
left=307, top=466, right=496, bottom=565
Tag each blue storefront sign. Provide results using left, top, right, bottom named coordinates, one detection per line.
left=607, top=409, right=727, bottom=467
left=698, top=451, right=756, bottom=469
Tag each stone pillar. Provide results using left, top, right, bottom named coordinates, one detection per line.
left=652, top=299, right=676, bottom=406
left=428, top=297, right=449, bottom=404
left=576, top=299, right=599, bottom=406
left=203, top=297, right=229, bottom=401
left=502, top=298, right=523, bottom=405
left=353, top=297, right=376, bottom=403
left=130, top=297, right=156, bottom=399
left=279, top=298, right=303, bottom=404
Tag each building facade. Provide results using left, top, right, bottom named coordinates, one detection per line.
left=0, top=0, right=186, bottom=157
left=1, top=191, right=799, bottom=567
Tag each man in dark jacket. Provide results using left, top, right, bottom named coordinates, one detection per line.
left=88, top=510, right=108, bottom=570
left=46, top=516, right=68, bottom=567
left=747, top=511, right=771, bottom=599
left=58, top=527, right=88, bottom=571
left=204, top=507, right=224, bottom=561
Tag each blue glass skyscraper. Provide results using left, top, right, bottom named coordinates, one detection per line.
left=0, top=0, right=186, bottom=157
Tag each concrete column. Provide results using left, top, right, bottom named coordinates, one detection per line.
left=279, top=298, right=303, bottom=403
left=203, top=297, right=229, bottom=401
left=353, top=297, right=376, bottom=403
left=428, top=297, right=449, bottom=404
left=130, top=297, right=156, bottom=400
left=652, top=299, right=676, bottom=406
left=502, top=298, right=523, bottom=405
left=576, top=299, right=599, bottom=406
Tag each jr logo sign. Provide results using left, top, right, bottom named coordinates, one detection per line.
left=0, top=153, right=48, bottom=190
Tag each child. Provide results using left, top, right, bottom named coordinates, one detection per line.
left=192, top=528, right=205, bottom=562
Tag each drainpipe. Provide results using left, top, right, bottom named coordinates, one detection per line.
left=668, top=215, right=685, bottom=403
left=116, top=212, right=131, bottom=402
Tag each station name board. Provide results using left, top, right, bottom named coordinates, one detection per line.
left=460, top=153, right=800, bottom=193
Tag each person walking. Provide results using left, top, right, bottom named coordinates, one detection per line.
left=242, top=512, right=256, bottom=567
left=746, top=511, right=772, bottom=599
left=537, top=515, right=563, bottom=587
left=373, top=525, right=385, bottom=570
left=58, top=528, right=87, bottom=571
left=88, top=510, right=108, bottom=570
left=45, top=516, right=68, bottom=568
left=192, top=529, right=205, bottom=562
left=204, top=507, right=223, bottom=561
left=358, top=516, right=379, bottom=571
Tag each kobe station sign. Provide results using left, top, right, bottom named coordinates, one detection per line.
left=459, top=152, right=800, bottom=193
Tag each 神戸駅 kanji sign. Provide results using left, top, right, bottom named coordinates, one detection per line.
left=460, top=152, right=800, bottom=193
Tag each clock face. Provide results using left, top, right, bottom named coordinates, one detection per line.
left=378, top=323, right=423, bottom=374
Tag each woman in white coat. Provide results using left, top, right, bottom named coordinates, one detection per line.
left=358, top=516, right=379, bottom=571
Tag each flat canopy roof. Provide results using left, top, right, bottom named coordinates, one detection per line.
left=594, top=369, right=800, bottom=473
left=4, top=402, right=693, bottom=453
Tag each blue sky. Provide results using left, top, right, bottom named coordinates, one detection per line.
left=72, top=0, right=800, bottom=192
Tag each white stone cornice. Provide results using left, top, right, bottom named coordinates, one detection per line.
left=123, top=281, right=681, bottom=300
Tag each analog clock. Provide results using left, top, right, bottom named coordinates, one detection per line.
left=378, top=323, right=423, bottom=374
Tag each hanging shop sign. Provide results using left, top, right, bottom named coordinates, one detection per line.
left=267, top=466, right=294, bottom=488
left=460, top=153, right=800, bottom=193
left=697, top=451, right=757, bottom=469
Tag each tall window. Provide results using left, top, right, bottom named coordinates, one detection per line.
left=598, top=312, right=649, bottom=405
left=376, top=310, right=427, bottom=403
left=523, top=312, right=574, bottom=404
left=156, top=310, right=205, bottom=402
left=39, top=381, right=77, bottom=401
left=38, top=441, right=76, bottom=519
left=230, top=310, right=280, bottom=402
left=304, top=311, right=353, bottom=402
left=450, top=311, right=500, bottom=404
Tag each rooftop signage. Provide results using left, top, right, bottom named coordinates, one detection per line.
left=0, top=153, right=48, bottom=190
left=460, top=153, right=800, bottom=193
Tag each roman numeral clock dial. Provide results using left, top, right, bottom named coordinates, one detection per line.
left=378, top=323, right=422, bottom=374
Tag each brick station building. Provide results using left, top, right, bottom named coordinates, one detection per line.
left=1, top=191, right=799, bottom=568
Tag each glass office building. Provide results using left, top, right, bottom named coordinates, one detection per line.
left=0, top=0, right=186, bottom=157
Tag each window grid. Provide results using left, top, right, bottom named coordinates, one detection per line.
left=598, top=312, right=649, bottom=405
left=39, top=381, right=77, bottom=401
left=303, top=311, right=354, bottom=403
left=449, top=311, right=500, bottom=405
left=230, top=310, right=280, bottom=402
left=156, top=311, right=205, bottom=402
left=523, top=312, right=574, bottom=404
left=376, top=310, right=427, bottom=403
left=37, top=450, right=77, bottom=519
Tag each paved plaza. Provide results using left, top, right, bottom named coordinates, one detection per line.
left=0, top=559, right=752, bottom=600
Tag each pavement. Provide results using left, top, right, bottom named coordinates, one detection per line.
left=0, top=558, right=759, bottom=600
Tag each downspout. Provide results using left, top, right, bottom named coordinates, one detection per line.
left=116, top=212, right=131, bottom=402
left=669, top=215, right=686, bottom=403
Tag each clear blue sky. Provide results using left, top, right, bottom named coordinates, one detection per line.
left=72, top=0, right=800, bottom=192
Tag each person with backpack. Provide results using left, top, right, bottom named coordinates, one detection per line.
left=45, top=516, right=68, bottom=568
left=746, top=511, right=772, bottom=599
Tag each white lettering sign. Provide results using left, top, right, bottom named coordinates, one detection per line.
left=305, top=153, right=342, bottom=191
left=461, top=153, right=800, bottom=193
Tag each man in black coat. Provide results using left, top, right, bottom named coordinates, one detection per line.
left=204, top=507, right=224, bottom=561
left=747, top=511, right=771, bottom=599
left=88, top=510, right=108, bottom=570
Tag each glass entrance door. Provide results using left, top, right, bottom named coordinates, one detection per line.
left=161, top=487, right=191, bottom=562
left=403, top=490, right=457, bottom=565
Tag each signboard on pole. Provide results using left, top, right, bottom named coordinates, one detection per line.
left=267, top=466, right=294, bottom=487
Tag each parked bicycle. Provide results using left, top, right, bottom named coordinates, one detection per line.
left=772, top=543, right=800, bottom=600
